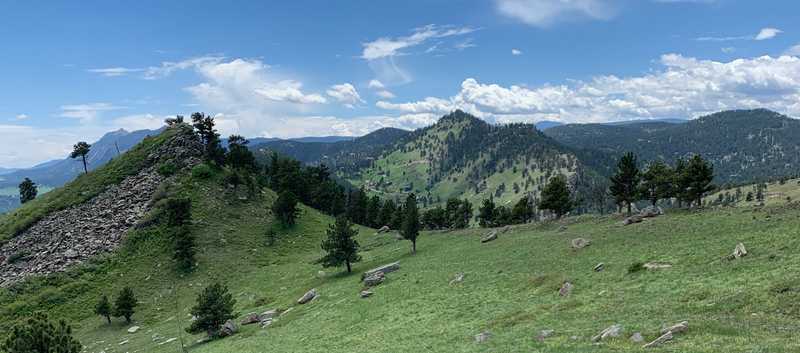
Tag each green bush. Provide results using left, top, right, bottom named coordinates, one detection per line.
left=192, top=163, right=214, bottom=179
left=627, top=261, right=645, bottom=274
left=157, top=162, right=178, bottom=177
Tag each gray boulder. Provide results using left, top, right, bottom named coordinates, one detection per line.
left=449, top=272, right=465, bottom=286
left=363, top=271, right=385, bottom=287
left=591, top=324, right=622, bottom=342
left=377, top=225, right=390, bottom=234
left=362, top=262, right=400, bottom=280
left=297, top=289, right=317, bottom=304
left=643, top=331, right=672, bottom=348
left=630, top=332, right=644, bottom=343
left=640, top=206, right=663, bottom=218
left=623, top=215, right=644, bottom=225
left=218, top=320, right=238, bottom=337
left=481, top=230, right=498, bottom=243
left=571, top=238, right=591, bottom=249
left=240, top=313, right=260, bottom=325
left=593, top=263, right=605, bottom=272
left=559, top=281, right=573, bottom=297
left=730, top=243, right=747, bottom=259
left=475, top=331, right=491, bottom=343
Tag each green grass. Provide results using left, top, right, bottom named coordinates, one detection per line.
left=0, top=126, right=184, bottom=241
left=3, top=168, right=800, bottom=352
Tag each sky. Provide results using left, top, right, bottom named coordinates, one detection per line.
left=2, top=0, right=800, bottom=168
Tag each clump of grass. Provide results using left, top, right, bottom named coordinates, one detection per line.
left=191, top=163, right=214, bottom=180
left=157, top=161, right=177, bottom=177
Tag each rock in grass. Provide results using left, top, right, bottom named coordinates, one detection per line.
left=449, top=272, right=465, bottom=285
left=481, top=230, right=498, bottom=243
left=260, top=309, right=278, bottom=320
left=640, top=206, right=663, bottom=218
left=643, top=331, right=672, bottom=348
left=297, top=289, right=317, bottom=304
left=643, top=262, right=672, bottom=270
left=240, top=312, right=261, bottom=325
left=363, top=271, right=385, bottom=287
left=127, top=326, right=140, bottom=333
left=362, top=262, right=400, bottom=280
left=630, top=332, right=644, bottom=343
left=591, top=324, right=622, bottom=342
left=730, top=243, right=748, bottom=260
left=377, top=225, right=390, bottom=233
left=360, top=290, right=373, bottom=298
left=475, top=331, right=491, bottom=343
left=593, top=263, right=605, bottom=272
left=571, top=238, right=591, bottom=249
left=559, top=281, right=574, bottom=297
left=536, top=329, right=554, bottom=341
left=218, top=320, right=238, bottom=337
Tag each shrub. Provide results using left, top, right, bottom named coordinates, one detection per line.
left=113, top=287, right=138, bottom=323
left=627, top=261, right=645, bottom=274
left=187, top=283, right=236, bottom=338
left=2, top=313, right=81, bottom=353
left=157, top=162, right=178, bottom=177
left=191, top=163, right=214, bottom=179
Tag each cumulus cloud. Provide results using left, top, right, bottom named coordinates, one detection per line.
left=376, top=54, right=800, bottom=123
left=59, top=103, right=125, bottom=123
left=0, top=124, right=115, bottom=168
left=326, top=83, right=364, bottom=108
left=511, top=48, right=523, bottom=55
left=755, top=27, right=782, bottom=41
left=112, top=114, right=169, bottom=131
left=368, top=79, right=396, bottom=99
left=496, top=0, right=618, bottom=27
left=786, top=44, right=800, bottom=56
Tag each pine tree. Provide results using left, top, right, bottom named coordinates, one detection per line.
left=2, top=313, right=81, bottom=353
left=512, top=195, right=535, bottom=223
left=609, top=152, right=640, bottom=215
left=226, top=135, right=256, bottom=171
left=273, top=191, right=300, bottom=227
left=95, top=295, right=112, bottom=324
left=401, top=193, right=420, bottom=254
left=173, top=226, right=196, bottom=271
left=191, top=112, right=225, bottom=165
left=477, top=196, right=496, bottom=227
left=378, top=199, right=396, bottom=228
left=113, top=287, right=138, bottom=323
left=640, top=160, right=673, bottom=206
left=684, top=154, right=715, bottom=207
left=365, top=195, right=382, bottom=228
left=187, top=283, right=236, bottom=338
left=70, top=141, right=91, bottom=174
left=539, top=176, right=574, bottom=219
left=320, top=216, right=361, bottom=273
left=18, top=178, right=37, bottom=204
left=456, top=199, right=473, bottom=229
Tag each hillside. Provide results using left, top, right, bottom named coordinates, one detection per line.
left=353, top=111, right=582, bottom=208
left=545, top=109, right=800, bottom=184
left=1, top=168, right=799, bottom=352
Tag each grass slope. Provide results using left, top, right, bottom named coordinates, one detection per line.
left=3, top=168, right=800, bottom=352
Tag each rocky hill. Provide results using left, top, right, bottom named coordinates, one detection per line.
left=545, top=109, right=800, bottom=184
left=0, top=125, right=202, bottom=286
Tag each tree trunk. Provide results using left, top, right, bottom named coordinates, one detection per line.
left=346, top=261, right=351, bottom=273
left=82, top=155, right=88, bottom=174
left=412, top=240, right=416, bottom=254
left=651, top=198, right=657, bottom=206
left=627, top=202, right=632, bottom=216
left=106, top=315, right=111, bottom=324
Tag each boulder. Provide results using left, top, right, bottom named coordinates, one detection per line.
left=449, top=272, right=465, bottom=286
left=127, top=326, right=140, bottom=333
left=593, top=263, right=605, bottom=272
left=559, top=281, right=573, bottom=297
left=571, top=238, right=591, bottom=249
left=730, top=243, right=747, bottom=259
left=260, top=318, right=274, bottom=328
left=360, top=290, right=373, bottom=298
left=480, top=231, right=498, bottom=243
left=591, top=324, right=622, bottom=342
left=474, top=331, right=491, bottom=343
left=623, top=214, right=644, bottom=225
left=643, top=331, right=672, bottom=348
left=363, top=271, right=385, bottom=287
left=630, top=332, right=644, bottom=343
left=218, top=320, right=238, bottom=337
left=536, top=329, right=554, bottom=342
left=260, top=309, right=278, bottom=320
left=640, top=206, right=663, bottom=218
left=297, top=289, right=317, bottom=304
left=377, top=225, right=390, bottom=234
left=362, top=262, right=400, bottom=280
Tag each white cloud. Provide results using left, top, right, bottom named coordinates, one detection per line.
left=368, top=79, right=396, bottom=99
left=59, top=103, right=125, bottom=123
left=13, top=114, right=29, bottom=121
left=721, top=47, right=736, bottom=54
left=696, top=27, right=783, bottom=42
left=755, top=27, right=782, bottom=41
left=361, top=24, right=476, bottom=60
left=0, top=124, right=111, bottom=168
left=511, top=48, right=523, bottom=55
left=496, top=0, right=617, bottom=27
left=326, top=83, right=364, bottom=108
left=376, top=54, right=800, bottom=123
left=111, top=114, right=168, bottom=131
left=87, top=67, right=144, bottom=77
left=368, top=79, right=386, bottom=89
left=376, top=90, right=396, bottom=99
left=786, top=44, right=800, bottom=56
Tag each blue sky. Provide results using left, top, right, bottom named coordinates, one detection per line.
left=2, top=0, right=800, bottom=167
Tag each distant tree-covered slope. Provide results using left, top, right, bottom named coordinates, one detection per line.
left=545, top=109, right=800, bottom=184
left=354, top=110, right=586, bottom=208
left=251, top=127, right=410, bottom=175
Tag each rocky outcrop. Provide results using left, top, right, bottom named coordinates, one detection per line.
left=592, top=324, right=622, bottom=342
left=362, top=262, right=400, bottom=280
left=0, top=126, right=202, bottom=286
left=480, top=230, right=498, bottom=243
left=298, top=289, right=317, bottom=304
left=363, top=271, right=385, bottom=287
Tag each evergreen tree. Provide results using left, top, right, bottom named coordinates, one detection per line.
left=609, top=152, right=641, bottom=215
left=18, top=178, right=37, bottom=204
left=390, top=203, right=404, bottom=230
left=672, top=157, right=690, bottom=208
left=70, top=141, right=91, bottom=174
left=346, top=188, right=368, bottom=225
left=164, top=198, right=192, bottom=227
left=113, top=287, right=138, bottom=323
left=401, top=193, right=420, bottom=254
left=455, top=199, right=473, bottom=229
left=187, top=283, right=236, bottom=338
left=273, top=191, right=300, bottom=227
left=378, top=199, right=397, bottom=228
left=365, top=195, right=382, bottom=228
left=226, top=135, right=256, bottom=171
left=640, top=160, right=673, bottom=206
left=539, top=175, right=574, bottom=218
left=173, top=226, right=196, bottom=271
left=191, top=112, right=225, bottom=165
left=511, top=195, right=535, bottom=223
left=683, top=154, right=715, bottom=207
left=2, top=313, right=81, bottom=353
left=477, top=196, right=496, bottom=227
left=320, top=216, right=361, bottom=273
left=95, top=295, right=112, bottom=324
left=164, top=114, right=184, bottom=126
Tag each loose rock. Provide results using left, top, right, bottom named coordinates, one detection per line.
left=363, top=271, right=385, bottom=287
left=593, top=263, right=605, bottom=272
left=449, top=272, right=465, bottom=286
left=591, top=324, right=622, bottom=342
left=362, top=262, right=400, bottom=280
left=661, top=321, right=688, bottom=335
left=630, top=332, right=644, bottom=343
left=559, top=281, right=574, bottom=297
left=640, top=206, right=663, bottom=218
left=218, top=320, right=238, bottom=337
left=475, top=331, right=491, bottom=343
left=571, top=238, right=591, bottom=249
left=643, top=331, right=672, bottom=348
left=127, top=326, right=140, bottom=334
left=536, top=329, right=554, bottom=342
left=360, top=290, right=373, bottom=298
left=377, top=225, right=390, bottom=234
left=623, top=215, right=644, bottom=225
left=480, top=230, right=498, bottom=243
left=240, top=313, right=260, bottom=325
left=730, top=243, right=748, bottom=260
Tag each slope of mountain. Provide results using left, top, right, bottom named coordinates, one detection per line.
left=252, top=127, right=410, bottom=175
left=0, top=128, right=164, bottom=189
left=545, top=109, right=800, bottom=184
left=354, top=110, right=582, bottom=207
